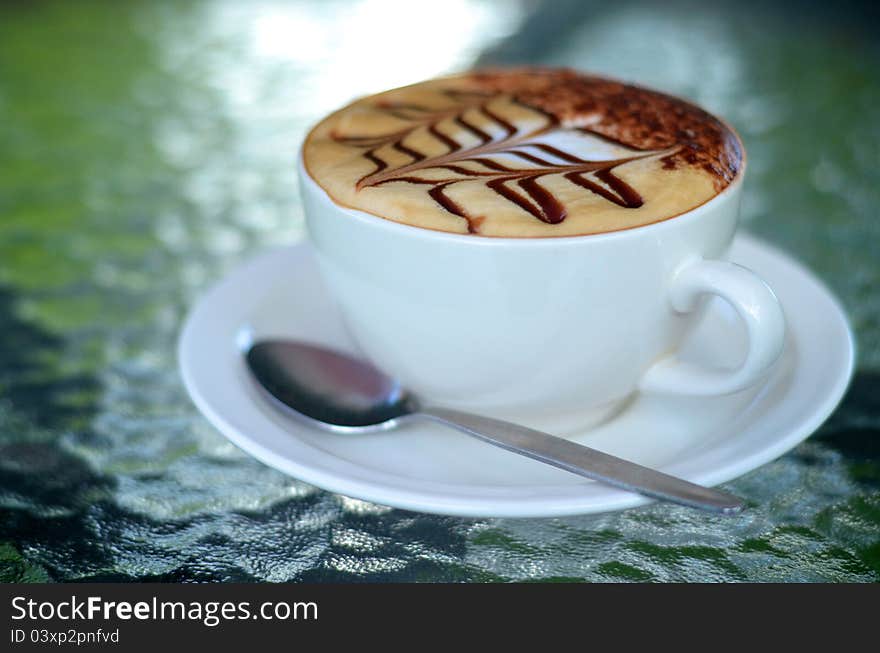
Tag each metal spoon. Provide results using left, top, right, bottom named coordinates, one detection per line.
left=244, top=340, right=744, bottom=515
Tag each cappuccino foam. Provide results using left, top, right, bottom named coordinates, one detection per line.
left=303, top=68, right=743, bottom=237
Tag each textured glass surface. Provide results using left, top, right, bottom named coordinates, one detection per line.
left=0, top=0, right=877, bottom=582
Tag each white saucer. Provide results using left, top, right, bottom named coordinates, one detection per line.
left=178, top=234, right=854, bottom=518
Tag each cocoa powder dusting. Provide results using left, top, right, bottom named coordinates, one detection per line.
left=471, top=68, right=742, bottom=189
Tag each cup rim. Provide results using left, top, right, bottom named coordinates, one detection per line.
left=297, top=90, right=747, bottom=249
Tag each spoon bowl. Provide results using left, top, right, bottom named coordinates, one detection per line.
left=246, top=340, right=416, bottom=431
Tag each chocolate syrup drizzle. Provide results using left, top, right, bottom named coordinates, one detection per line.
left=331, top=89, right=674, bottom=234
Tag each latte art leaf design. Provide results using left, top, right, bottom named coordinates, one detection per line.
left=331, top=89, right=677, bottom=233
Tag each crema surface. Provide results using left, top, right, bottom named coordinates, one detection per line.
left=303, top=68, right=743, bottom=237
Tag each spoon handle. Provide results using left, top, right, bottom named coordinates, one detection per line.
left=416, top=407, right=743, bottom=515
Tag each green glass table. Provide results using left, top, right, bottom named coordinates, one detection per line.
left=1, top=0, right=877, bottom=582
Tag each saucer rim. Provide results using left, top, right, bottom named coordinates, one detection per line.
left=178, top=234, right=855, bottom=518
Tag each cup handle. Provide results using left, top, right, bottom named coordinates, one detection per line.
left=639, top=259, right=786, bottom=396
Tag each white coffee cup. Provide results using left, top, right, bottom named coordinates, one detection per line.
left=298, top=150, right=784, bottom=434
